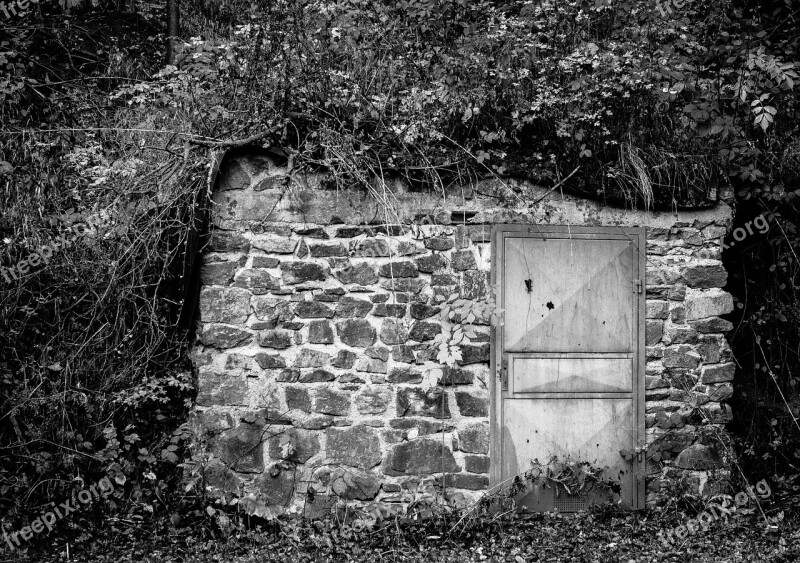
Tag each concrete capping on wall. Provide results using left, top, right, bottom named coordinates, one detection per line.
left=191, top=150, right=737, bottom=515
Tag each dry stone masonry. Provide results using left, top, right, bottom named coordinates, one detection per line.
left=191, top=151, right=737, bottom=513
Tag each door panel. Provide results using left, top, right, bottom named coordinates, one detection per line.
left=491, top=226, right=645, bottom=510
left=503, top=237, right=634, bottom=353
left=510, top=354, right=632, bottom=394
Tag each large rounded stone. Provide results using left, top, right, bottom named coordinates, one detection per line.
left=674, top=443, right=723, bottom=470
left=384, top=439, right=460, bottom=476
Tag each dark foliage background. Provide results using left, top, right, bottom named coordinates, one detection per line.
left=0, top=0, right=798, bottom=544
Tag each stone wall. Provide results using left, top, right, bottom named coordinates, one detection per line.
left=191, top=151, right=737, bottom=513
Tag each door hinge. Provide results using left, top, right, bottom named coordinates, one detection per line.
left=634, top=279, right=643, bottom=294
left=501, top=357, right=508, bottom=391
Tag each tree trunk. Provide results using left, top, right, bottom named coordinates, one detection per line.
left=166, top=0, right=180, bottom=65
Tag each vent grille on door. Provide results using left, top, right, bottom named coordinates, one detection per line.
left=553, top=492, right=588, bottom=512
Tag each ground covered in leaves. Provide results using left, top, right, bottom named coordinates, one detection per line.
left=5, top=502, right=798, bottom=563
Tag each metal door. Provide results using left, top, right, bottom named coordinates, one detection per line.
left=490, top=225, right=645, bottom=510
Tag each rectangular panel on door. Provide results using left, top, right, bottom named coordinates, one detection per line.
left=490, top=226, right=645, bottom=510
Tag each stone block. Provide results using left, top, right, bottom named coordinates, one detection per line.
left=255, top=467, right=295, bottom=506
left=662, top=325, right=698, bottom=345
left=310, top=243, right=347, bottom=257
left=409, top=321, right=440, bottom=342
left=200, top=324, right=253, bottom=349
left=424, top=237, right=454, bottom=251
left=355, top=358, right=388, bottom=374
left=380, top=319, right=410, bottom=345
left=457, top=423, right=489, bottom=454
left=707, top=383, right=733, bottom=402
left=336, top=319, right=377, bottom=347
left=330, top=468, right=381, bottom=500
left=662, top=344, right=701, bottom=368
left=455, top=391, right=488, bottom=417
left=356, top=387, right=392, bottom=415
left=462, top=270, right=488, bottom=300
left=335, top=263, right=379, bottom=285
left=387, top=367, right=423, bottom=384
left=700, top=363, right=735, bottom=383
left=416, top=254, right=449, bottom=276
left=384, top=439, right=460, bottom=476
left=285, top=386, right=311, bottom=412
left=379, top=261, right=419, bottom=278
left=365, top=346, right=390, bottom=361
left=201, top=261, right=240, bottom=286
left=197, top=374, right=248, bottom=406
left=314, top=389, right=350, bottom=416
left=335, top=296, right=373, bottom=318
left=204, top=459, right=244, bottom=496
left=295, top=301, right=335, bottom=318
left=685, top=288, right=734, bottom=320
left=380, top=278, right=428, bottom=293
left=326, top=425, right=382, bottom=469
left=440, top=366, right=474, bottom=386
left=396, top=388, right=451, bottom=418
left=252, top=235, right=297, bottom=254
left=253, top=352, right=286, bottom=369
left=308, top=320, right=334, bottom=344
left=646, top=301, right=669, bottom=319
left=688, top=317, right=733, bottom=333
left=436, top=473, right=489, bottom=490
left=373, top=303, right=407, bottom=317
left=281, top=262, right=327, bottom=284
left=200, top=287, right=251, bottom=324
left=294, top=349, right=330, bottom=368
left=332, top=350, right=357, bottom=369
left=257, top=329, right=293, bottom=349
left=457, top=344, right=490, bottom=365
left=233, top=269, right=280, bottom=294
left=213, top=424, right=265, bottom=473
left=392, top=345, right=416, bottom=364
left=252, top=297, right=294, bottom=321
left=465, top=455, right=490, bottom=474
left=268, top=428, right=320, bottom=464
left=683, top=263, right=727, bottom=288
left=645, top=320, right=663, bottom=345
left=298, top=369, right=336, bottom=383
left=451, top=250, right=477, bottom=271
left=208, top=231, right=250, bottom=252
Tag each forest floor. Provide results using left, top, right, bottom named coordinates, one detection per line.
left=3, top=502, right=798, bottom=562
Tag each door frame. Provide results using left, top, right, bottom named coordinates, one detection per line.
left=489, top=224, right=646, bottom=509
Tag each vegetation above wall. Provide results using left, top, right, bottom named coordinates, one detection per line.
left=0, top=0, right=798, bottom=546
